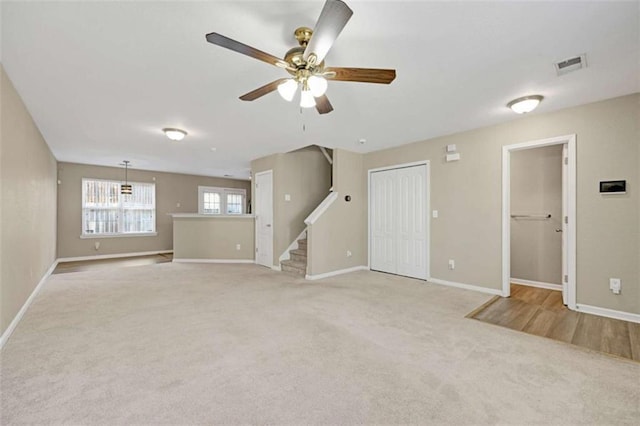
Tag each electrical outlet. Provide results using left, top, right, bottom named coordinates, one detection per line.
left=432, top=210, right=439, bottom=218
left=236, top=244, right=241, bottom=251
left=609, top=278, right=621, bottom=295
left=448, top=259, right=455, bottom=270
left=346, top=250, right=352, bottom=257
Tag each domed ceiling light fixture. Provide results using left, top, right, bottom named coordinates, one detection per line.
left=507, top=95, right=544, bottom=114
left=163, top=128, right=188, bottom=141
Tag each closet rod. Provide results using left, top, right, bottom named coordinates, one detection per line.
left=510, top=214, right=551, bottom=219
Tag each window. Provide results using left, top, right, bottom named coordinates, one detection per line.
left=198, top=186, right=246, bottom=215
left=82, top=178, right=156, bottom=237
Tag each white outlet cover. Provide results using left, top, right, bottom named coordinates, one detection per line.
left=432, top=210, right=439, bottom=218
left=446, top=144, right=457, bottom=153
left=284, top=194, right=291, bottom=201
left=446, top=153, right=461, bottom=162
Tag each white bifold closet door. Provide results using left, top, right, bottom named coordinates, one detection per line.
left=370, top=164, right=427, bottom=280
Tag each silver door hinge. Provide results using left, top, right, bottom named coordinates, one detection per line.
left=564, top=157, right=568, bottom=165
left=255, top=247, right=258, bottom=253
left=564, top=216, right=568, bottom=224
left=564, top=275, right=568, bottom=283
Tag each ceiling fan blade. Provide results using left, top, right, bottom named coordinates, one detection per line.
left=303, top=0, right=353, bottom=64
left=325, top=67, right=396, bottom=84
left=239, top=79, right=290, bottom=101
left=206, top=32, right=290, bottom=69
left=315, top=94, right=334, bottom=114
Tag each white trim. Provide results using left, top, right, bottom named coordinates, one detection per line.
left=0, top=260, right=58, bottom=350
left=172, top=258, right=254, bottom=264
left=80, top=232, right=157, bottom=239
left=305, top=265, right=368, bottom=280
left=198, top=185, right=247, bottom=215
left=511, top=278, right=562, bottom=291
left=170, top=214, right=254, bottom=219
left=279, top=228, right=307, bottom=263
left=57, top=250, right=173, bottom=263
left=367, top=160, right=431, bottom=280
left=428, top=277, right=503, bottom=296
left=319, top=146, right=333, bottom=165
left=576, top=304, right=640, bottom=324
left=502, top=134, right=577, bottom=306
left=271, top=265, right=282, bottom=271
left=304, top=192, right=338, bottom=225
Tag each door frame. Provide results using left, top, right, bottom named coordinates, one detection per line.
left=501, top=134, right=577, bottom=309
left=367, top=160, right=431, bottom=279
left=254, top=169, right=273, bottom=268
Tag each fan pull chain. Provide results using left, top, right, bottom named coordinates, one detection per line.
left=300, top=107, right=306, bottom=132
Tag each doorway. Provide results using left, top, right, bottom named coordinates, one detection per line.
left=502, top=135, right=576, bottom=309
left=369, top=161, right=430, bottom=280
left=254, top=170, right=273, bottom=268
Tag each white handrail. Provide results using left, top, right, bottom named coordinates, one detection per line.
left=304, top=192, right=338, bottom=225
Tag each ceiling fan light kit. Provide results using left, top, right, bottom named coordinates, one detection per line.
left=507, top=95, right=544, bottom=114
left=205, top=0, right=396, bottom=114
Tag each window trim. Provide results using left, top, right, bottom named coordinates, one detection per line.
left=198, top=186, right=247, bottom=215
left=81, top=177, right=157, bottom=237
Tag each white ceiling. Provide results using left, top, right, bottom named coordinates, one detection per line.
left=2, top=1, right=639, bottom=179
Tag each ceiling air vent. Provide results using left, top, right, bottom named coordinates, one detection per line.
left=554, top=54, right=587, bottom=76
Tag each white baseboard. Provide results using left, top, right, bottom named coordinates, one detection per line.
left=428, top=277, right=503, bottom=296
left=306, top=265, right=368, bottom=281
left=271, top=265, right=282, bottom=271
left=576, top=304, right=640, bottom=324
left=172, top=258, right=254, bottom=264
left=57, top=250, right=173, bottom=263
left=511, top=278, right=562, bottom=291
left=0, top=260, right=58, bottom=350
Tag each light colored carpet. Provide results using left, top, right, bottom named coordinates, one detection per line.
left=1, top=263, right=639, bottom=425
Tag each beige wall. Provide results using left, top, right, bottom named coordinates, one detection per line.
left=1, top=66, right=58, bottom=336
left=172, top=216, right=254, bottom=260
left=251, top=146, right=332, bottom=267
left=364, top=93, right=639, bottom=314
left=308, top=149, right=367, bottom=275
left=57, top=162, right=251, bottom=258
left=511, top=145, right=563, bottom=284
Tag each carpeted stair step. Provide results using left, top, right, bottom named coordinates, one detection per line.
left=297, top=239, right=307, bottom=250
left=281, top=259, right=306, bottom=275
left=289, top=249, right=307, bottom=263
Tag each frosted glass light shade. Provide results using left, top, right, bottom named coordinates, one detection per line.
left=507, top=95, right=543, bottom=114
left=307, top=75, right=328, bottom=97
left=300, top=89, right=316, bottom=108
left=163, top=128, right=187, bottom=141
left=277, top=79, right=298, bottom=102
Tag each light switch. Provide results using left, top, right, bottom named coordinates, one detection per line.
left=446, top=144, right=457, bottom=153
left=432, top=210, right=439, bottom=218
left=284, top=194, right=291, bottom=201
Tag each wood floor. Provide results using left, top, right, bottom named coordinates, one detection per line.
left=468, top=284, right=640, bottom=362
left=53, top=253, right=173, bottom=274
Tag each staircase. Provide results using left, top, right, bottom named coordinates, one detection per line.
left=280, top=238, right=307, bottom=276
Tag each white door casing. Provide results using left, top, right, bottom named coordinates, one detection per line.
left=369, top=163, right=429, bottom=280
left=502, top=135, right=576, bottom=309
left=561, top=143, right=569, bottom=305
left=255, top=170, right=273, bottom=268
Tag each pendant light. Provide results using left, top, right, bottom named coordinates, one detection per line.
left=121, top=160, right=132, bottom=195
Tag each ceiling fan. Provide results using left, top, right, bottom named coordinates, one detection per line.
left=205, top=0, right=396, bottom=114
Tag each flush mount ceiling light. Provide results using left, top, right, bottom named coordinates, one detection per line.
left=163, top=128, right=187, bottom=141
left=507, top=95, right=544, bottom=114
